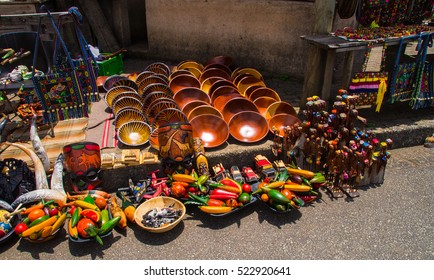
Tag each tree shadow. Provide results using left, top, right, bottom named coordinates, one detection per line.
left=131, top=221, right=184, bottom=245
left=255, top=202, right=302, bottom=229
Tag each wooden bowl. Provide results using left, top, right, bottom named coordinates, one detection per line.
left=151, top=108, right=188, bottom=128
left=169, top=69, right=196, bottom=81
left=187, top=105, right=223, bottom=121
left=231, top=67, right=264, bottom=81
left=205, top=55, right=233, bottom=67
left=173, top=87, right=211, bottom=109
left=105, top=86, right=138, bottom=108
left=146, top=98, right=180, bottom=119
left=103, top=75, right=129, bottom=91
left=200, top=77, right=225, bottom=95
left=112, top=79, right=139, bottom=91
left=265, top=101, right=298, bottom=120
left=228, top=111, right=269, bottom=143
left=177, top=61, right=204, bottom=79
left=115, top=108, right=147, bottom=130
left=169, top=74, right=201, bottom=94
left=111, top=91, right=143, bottom=109
left=213, top=93, right=243, bottom=112
left=268, top=113, right=301, bottom=137
left=145, top=62, right=171, bottom=77
left=208, top=79, right=237, bottom=97
left=220, top=97, right=259, bottom=123
left=138, top=75, right=169, bottom=93
left=142, top=83, right=173, bottom=98
left=134, top=196, right=186, bottom=233
left=198, top=68, right=231, bottom=84
left=117, top=121, right=151, bottom=146
left=181, top=100, right=210, bottom=116
left=248, top=87, right=281, bottom=102
left=135, top=71, right=156, bottom=85
left=254, top=96, right=279, bottom=116
left=236, top=76, right=266, bottom=96
left=210, top=85, right=242, bottom=104
left=203, top=63, right=232, bottom=75
left=190, top=114, right=229, bottom=148
left=112, top=96, right=143, bottom=115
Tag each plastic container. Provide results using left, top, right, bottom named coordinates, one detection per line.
left=97, top=54, right=124, bottom=76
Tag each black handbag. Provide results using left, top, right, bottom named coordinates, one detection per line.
left=0, top=158, right=36, bottom=204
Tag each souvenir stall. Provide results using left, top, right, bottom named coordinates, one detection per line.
left=3, top=2, right=428, bottom=246
left=302, top=0, right=434, bottom=110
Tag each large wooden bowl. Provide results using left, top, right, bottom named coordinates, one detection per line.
left=253, top=96, right=279, bottom=116
left=268, top=113, right=301, bottom=137
left=181, top=100, right=210, bottom=116
left=208, top=79, right=237, bottom=98
left=198, top=68, right=231, bottom=84
left=173, top=87, right=211, bottom=109
left=117, top=121, right=151, bottom=146
left=169, top=74, right=201, bottom=94
left=228, top=111, right=269, bottom=143
left=190, top=114, right=229, bottom=148
left=236, top=76, right=266, bottom=96
left=134, top=197, right=186, bottom=233
left=205, top=55, right=233, bottom=68
left=220, top=97, right=259, bottom=123
left=248, top=87, right=281, bottom=102
left=265, top=101, right=298, bottom=120
left=187, top=105, right=223, bottom=120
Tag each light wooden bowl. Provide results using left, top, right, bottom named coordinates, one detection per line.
left=134, top=196, right=186, bottom=233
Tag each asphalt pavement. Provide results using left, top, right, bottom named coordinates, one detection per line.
left=0, top=145, right=432, bottom=260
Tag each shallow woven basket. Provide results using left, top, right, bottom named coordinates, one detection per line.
left=134, top=197, right=186, bottom=233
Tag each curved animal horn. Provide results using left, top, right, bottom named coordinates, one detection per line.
left=30, top=115, right=51, bottom=173
left=3, top=141, right=49, bottom=189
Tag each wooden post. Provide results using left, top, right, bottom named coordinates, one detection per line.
left=301, top=0, right=336, bottom=107
left=77, top=0, right=120, bottom=52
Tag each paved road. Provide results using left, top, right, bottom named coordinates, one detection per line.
left=1, top=145, right=432, bottom=261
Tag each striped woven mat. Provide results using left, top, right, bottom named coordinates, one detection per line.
left=0, top=118, right=88, bottom=169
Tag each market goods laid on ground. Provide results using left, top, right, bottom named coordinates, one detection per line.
left=0, top=55, right=393, bottom=246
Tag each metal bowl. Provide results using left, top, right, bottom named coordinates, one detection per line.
left=173, top=87, right=211, bottom=109
left=267, top=113, right=302, bottom=137
left=228, top=111, right=269, bottom=143
left=189, top=114, right=229, bottom=148
left=117, top=121, right=152, bottom=146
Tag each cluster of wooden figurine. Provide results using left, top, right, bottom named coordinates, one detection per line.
left=271, top=91, right=392, bottom=198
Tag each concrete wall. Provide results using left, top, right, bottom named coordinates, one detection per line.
left=145, top=0, right=355, bottom=77
left=145, top=0, right=315, bottom=78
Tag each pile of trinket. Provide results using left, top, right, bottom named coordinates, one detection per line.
left=141, top=206, right=183, bottom=228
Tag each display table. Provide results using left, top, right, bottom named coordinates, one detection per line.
left=300, top=33, right=433, bottom=102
